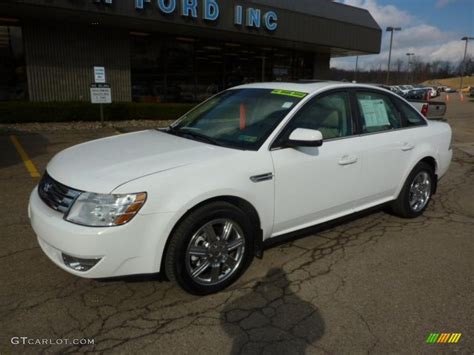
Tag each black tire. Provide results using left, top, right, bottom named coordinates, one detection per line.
left=164, top=201, right=254, bottom=295
left=391, top=162, right=435, bottom=218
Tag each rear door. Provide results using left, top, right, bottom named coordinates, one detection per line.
left=352, top=90, right=415, bottom=209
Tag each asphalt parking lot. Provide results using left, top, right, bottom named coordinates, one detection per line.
left=0, top=93, right=473, bottom=354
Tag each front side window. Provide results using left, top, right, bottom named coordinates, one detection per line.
left=169, top=89, right=306, bottom=150
left=275, top=91, right=353, bottom=145
left=356, top=91, right=402, bottom=133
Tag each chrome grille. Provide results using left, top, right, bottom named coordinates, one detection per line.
left=38, top=172, right=82, bottom=213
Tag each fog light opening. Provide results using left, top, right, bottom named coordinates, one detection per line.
left=62, top=253, right=101, bottom=272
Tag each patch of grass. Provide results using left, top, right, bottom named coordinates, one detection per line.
left=423, top=76, right=474, bottom=89
left=0, top=102, right=196, bottom=123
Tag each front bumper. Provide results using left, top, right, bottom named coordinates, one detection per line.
left=29, top=188, right=173, bottom=278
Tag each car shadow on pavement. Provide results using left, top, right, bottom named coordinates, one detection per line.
left=221, top=267, right=325, bottom=354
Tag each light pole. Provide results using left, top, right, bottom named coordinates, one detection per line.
left=460, top=37, right=474, bottom=90
left=354, top=56, right=359, bottom=82
left=406, top=52, right=415, bottom=83
left=386, top=26, right=402, bottom=84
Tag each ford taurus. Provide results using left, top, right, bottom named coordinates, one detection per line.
left=29, top=82, right=452, bottom=294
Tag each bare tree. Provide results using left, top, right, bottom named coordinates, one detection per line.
left=329, top=56, right=463, bottom=84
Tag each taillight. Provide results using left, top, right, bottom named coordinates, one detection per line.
left=421, top=104, right=429, bottom=117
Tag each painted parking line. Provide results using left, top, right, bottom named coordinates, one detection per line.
left=9, top=135, right=41, bottom=178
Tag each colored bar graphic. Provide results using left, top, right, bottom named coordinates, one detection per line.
left=426, top=333, right=439, bottom=344
left=449, top=333, right=462, bottom=343
left=426, top=332, right=462, bottom=344
left=438, top=333, right=449, bottom=343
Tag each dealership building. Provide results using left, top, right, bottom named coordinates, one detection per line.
left=0, top=0, right=381, bottom=103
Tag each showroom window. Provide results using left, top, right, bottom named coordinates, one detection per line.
left=130, top=32, right=315, bottom=103
left=0, top=24, right=27, bottom=101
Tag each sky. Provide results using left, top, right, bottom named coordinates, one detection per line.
left=331, top=0, right=474, bottom=70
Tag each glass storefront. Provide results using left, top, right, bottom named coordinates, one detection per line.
left=0, top=25, right=27, bottom=101
left=130, top=33, right=314, bottom=103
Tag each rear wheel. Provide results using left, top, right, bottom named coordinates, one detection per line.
left=391, top=162, right=435, bottom=218
left=164, top=202, right=254, bottom=295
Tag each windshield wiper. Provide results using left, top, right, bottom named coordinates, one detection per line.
left=165, top=127, right=223, bottom=147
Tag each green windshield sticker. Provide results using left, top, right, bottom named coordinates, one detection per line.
left=271, top=89, right=308, bottom=99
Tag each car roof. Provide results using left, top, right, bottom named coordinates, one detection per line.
left=231, top=81, right=390, bottom=94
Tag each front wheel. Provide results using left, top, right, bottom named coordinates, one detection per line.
left=391, top=162, right=435, bottom=218
left=164, top=202, right=254, bottom=295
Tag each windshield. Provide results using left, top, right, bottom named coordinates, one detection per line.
left=168, top=89, right=307, bottom=150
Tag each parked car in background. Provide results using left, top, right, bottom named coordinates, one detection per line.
left=29, top=82, right=452, bottom=294
left=445, top=87, right=457, bottom=93
left=387, top=85, right=446, bottom=120
left=389, top=86, right=405, bottom=96
left=412, top=85, right=438, bottom=98
left=398, top=85, right=414, bottom=95
left=405, top=88, right=431, bottom=101
left=427, top=87, right=439, bottom=97
left=409, top=100, right=447, bottom=120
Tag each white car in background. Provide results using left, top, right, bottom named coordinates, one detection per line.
left=426, top=86, right=438, bottom=97
left=397, top=85, right=414, bottom=95
left=29, top=82, right=453, bottom=294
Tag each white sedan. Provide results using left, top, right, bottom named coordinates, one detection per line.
left=29, top=82, right=452, bottom=294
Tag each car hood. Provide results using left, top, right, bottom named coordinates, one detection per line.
left=46, top=130, right=236, bottom=192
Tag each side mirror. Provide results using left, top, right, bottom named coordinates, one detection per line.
left=287, top=128, right=323, bottom=147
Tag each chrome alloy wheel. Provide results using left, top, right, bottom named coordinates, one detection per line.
left=185, top=219, right=245, bottom=286
left=409, top=171, right=432, bottom=212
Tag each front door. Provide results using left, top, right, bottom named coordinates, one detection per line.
left=270, top=90, right=362, bottom=236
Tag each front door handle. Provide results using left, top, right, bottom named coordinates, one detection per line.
left=338, top=155, right=358, bottom=166
left=401, top=142, right=415, bottom=151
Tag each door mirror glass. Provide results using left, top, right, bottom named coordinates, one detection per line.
left=287, top=128, right=323, bottom=147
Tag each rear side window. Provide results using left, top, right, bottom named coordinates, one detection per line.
left=395, top=98, right=427, bottom=127
left=356, top=91, right=402, bottom=133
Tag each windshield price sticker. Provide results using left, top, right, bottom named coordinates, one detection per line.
left=271, top=89, right=308, bottom=99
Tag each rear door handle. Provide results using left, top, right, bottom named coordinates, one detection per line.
left=338, top=155, right=358, bottom=166
left=401, top=142, right=415, bottom=151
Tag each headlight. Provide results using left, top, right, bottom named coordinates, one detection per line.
left=65, top=192, right=147, bottom=227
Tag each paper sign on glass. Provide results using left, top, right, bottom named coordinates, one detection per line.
left=359, top=99, right=390, bottom=127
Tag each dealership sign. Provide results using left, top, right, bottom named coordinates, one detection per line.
left=135, top=0, right=278, bottom=31
left=94, top=0, right=278, bottom=31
